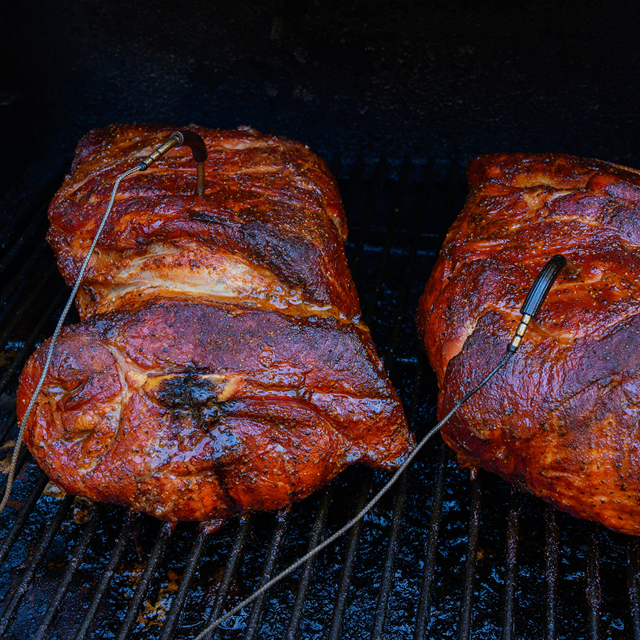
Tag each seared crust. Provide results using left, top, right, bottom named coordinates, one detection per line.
left=18, top=125, right=413, bottom=523
left=418, top=153, right=640, bottom=535
left=19, top=301, right=411, bottom=521
left=48, top=124, right=360, bottom=320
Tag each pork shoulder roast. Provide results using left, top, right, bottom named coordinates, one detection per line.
left=18, top=125, right=413, bottom=525
left=418, top=153, right=640, bottom=536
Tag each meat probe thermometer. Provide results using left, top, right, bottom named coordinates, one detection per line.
left=194, top=253, right=569, bottom=639
left=0, top=133, right=566, bottom=629
left=0, top=130, right=208, bottom=515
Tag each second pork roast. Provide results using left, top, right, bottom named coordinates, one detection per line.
left=419, top=153, right=640, bottom=535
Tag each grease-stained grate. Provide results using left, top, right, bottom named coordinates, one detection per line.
left=0, top=156, right=636, bottom=639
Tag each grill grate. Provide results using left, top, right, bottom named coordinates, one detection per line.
left=76, top=512, right=139, bottom=640
left=0, top=155, right=637, bottom=639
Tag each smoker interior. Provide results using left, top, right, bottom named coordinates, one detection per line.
left=4, top=2, right=640, bottom=638
left=0, top=155, right=637, bottom=640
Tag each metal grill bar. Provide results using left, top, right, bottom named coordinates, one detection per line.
left=362, top=156, right=411, bottom=321
left=0, top=493, right=75, bottom=636
left=327, top=471, right=372, bottom=640
left=0, top=471, right=49, bottom=566
left=75, top=512, right=139, bottom=640
left=501, top=486, right=520, bottom=640
left=0, top=415, right=16, bottom=448
left=371, top=474, right=408, bottom=640
left=628, top=539, right=640, bottom=640
left=585, top=525, right=601, bottom=639
left=0, top=264, right=57, bottom=350
left=116, top=521, right=174, bottom=640
left=349, top=162, right=436, bottom=639
left=372, top=262, right=428, bottom=640
left=459, top=475, right=482, bottom=640
left=434, top=169, right=482, bottom=640
left=0, top=446, right=30, bottom=494
left=413, top=441, right=448, bottom=640
left=413, top=159, right=466, bottom=637
left=159, top=528, right=209, bottom=640
left=284, top=488, right=332, bottom=640
left=386, top=163, right=433, bottom=367
left=34, top=502, right=104, bottom=640
left=202, top=514, right=252, bottom=640
left=326, top=158, right=415, bottom=639
left=545, top=506, right=559, bottom=640
left=0, top=287, right=66, bottom=396
left=242, top=507, right=291, bottom=640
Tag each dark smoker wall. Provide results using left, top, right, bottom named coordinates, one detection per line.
left=3, top=0, right=640, bottom=185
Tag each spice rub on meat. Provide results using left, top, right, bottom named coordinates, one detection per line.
left=418, top=153, right=640, bottom=536
left=18, top=125, right=413, bottom=524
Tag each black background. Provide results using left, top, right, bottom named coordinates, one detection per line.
left=3, top=1, right=640, bottom=178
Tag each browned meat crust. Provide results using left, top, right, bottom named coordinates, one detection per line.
left=18, top=125, right=413, bottom=523
left=418, top=153, right=640, bottom=536
left=47, top=124, right=360, bottom=321
left=19, top=301, right=410, bottom=521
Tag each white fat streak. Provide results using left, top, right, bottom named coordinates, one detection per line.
left=88, top=243, right=357, bottom=323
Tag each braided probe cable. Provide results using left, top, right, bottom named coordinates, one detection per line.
left=193, top=351, right=512, bottom=640
left=0, top=142, right=569, bottom=632
left=0, top=165, right=142, bottom=515
left=0, top=129, right=207, bottom=515
left=193, top=254, right=569, bottom=640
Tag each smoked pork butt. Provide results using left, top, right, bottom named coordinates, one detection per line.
left=18, top=125, right=413, bottom=524
left=418, top=153, right=640, bottom=536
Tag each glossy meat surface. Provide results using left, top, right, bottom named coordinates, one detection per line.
left=418, top=153, right=640, bottom=535
left=48, top=124, right=360, bottom=321
left=19, top=301, right=411, bottom=521
left=18, top=125, right=413, bottom=523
